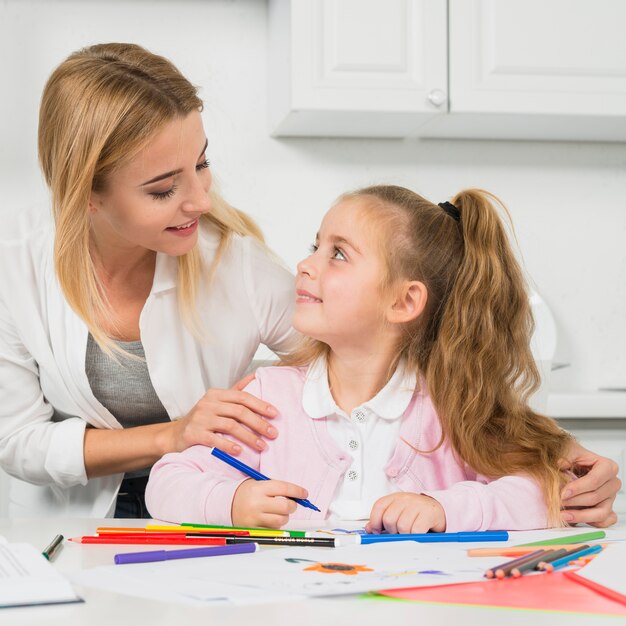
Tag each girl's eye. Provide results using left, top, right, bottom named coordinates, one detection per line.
left=150, top=185, right=177, bottom=200
left=332, top=247, right=346, bottom=261
left=308, top=243, right=318, bottom=254
left=196, top=158, right=210, bottom=171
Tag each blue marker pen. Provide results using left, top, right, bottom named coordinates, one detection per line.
left=356, top=531, right=509, bottom=544
left=210, top=447, right=321, bottom=512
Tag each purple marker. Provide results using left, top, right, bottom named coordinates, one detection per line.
left=114, top=541, right=259, bottom=565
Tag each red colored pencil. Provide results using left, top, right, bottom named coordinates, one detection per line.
left=69, top=536, right=227, bottom=545
left=96, top=532, right=241, bottom=540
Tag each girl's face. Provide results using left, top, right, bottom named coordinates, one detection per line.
left=89, top=110, right=212, bottom=258
left=294, top=199, right=393, bottom=352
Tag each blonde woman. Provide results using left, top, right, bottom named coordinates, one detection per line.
left=0, top=43, right=296, bottom=518
left=0, top=44, right=619, bottom=522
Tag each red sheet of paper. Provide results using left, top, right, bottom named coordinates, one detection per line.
left=377, top=571, right=626, bottom=616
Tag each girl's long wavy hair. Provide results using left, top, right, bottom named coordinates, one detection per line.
left=38, top=43, right=263, bottom=354
left=282, top=185, right=570, bottom=525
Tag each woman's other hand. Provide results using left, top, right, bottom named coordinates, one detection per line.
left=560, top=441, right=621, bottom=527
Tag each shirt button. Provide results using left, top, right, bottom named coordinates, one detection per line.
left=354, top=410, right=366, bottom=423
left=348, top=439, right=359, bottom=450
left=347, top=469, right=358, bottom=481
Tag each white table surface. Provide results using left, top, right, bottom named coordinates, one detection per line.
left=1, top=518, right=625, bottom=626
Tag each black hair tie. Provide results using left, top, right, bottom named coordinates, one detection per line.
left=438, top=201, right=461, bottom=222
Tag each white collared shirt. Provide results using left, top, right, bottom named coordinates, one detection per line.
left=302, top=358, right=417, bottom=520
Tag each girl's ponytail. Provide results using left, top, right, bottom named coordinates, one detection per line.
left=427, top=189, right=570, bottom=525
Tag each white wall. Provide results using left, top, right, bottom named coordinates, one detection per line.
left=1, top=0, right=625, bottom=393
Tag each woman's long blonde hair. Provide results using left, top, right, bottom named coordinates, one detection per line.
left=283, top=185, right=570, bottom=525
left=38, top=43, right=262, bottom=352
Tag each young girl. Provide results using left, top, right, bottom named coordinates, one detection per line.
left=145, top=186, right=574, bottom=532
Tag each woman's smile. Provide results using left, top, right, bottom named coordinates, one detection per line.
left=165, top=218, right=199, bottom=237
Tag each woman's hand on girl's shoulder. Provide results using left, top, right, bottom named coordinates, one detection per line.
left=365, top=493, right=446, bottom=534
left=166, top=380, right=279, bottom=456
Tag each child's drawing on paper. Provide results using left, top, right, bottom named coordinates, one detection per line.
left=303, top=562, right=374, bottom=576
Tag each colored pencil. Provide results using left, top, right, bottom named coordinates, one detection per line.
left=573, top=555, right=600, bottom=565
left=114, top=542, right=259, bottom=565
left=182, top=523, right=304, bottom=537
left=537, top=545, right=589, bottom=570
left=495, top=550, right=550, bottom=579
left=517, top=530, right=606, bottom=547
left=468, top=543, right=607, bottom=557
left=545, top=544, right=603, bottom=572
left=96, top=533, right=248, bottom=542
left=149, top=524, right=289, bottom=537
left=96, top=530, right=249, bottom=538
left=511, top=550, right=563, bottom=577
left=69, top=536, right=227, bottom=545
left=484, top=549, right=545, bottom=579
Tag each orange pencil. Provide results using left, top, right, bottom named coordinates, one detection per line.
left=69, top=536, right=227, bottom=545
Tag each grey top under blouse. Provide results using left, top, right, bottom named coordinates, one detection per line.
left=85, top=334, right=170, bottom=479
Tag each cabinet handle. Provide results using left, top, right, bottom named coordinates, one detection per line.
left=427, top=89, right=447, bottom=108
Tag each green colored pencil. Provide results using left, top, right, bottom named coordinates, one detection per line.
left=182, top=523, right=307, bottom=538
left=517, top=530, right=606, bottom=547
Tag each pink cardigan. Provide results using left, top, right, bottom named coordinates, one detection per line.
left=145, top=366, right=549, bottom=531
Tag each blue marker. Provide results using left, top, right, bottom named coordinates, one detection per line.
left=356, top=531, right=509, bottom=544
left=210, top=447, right=321, bottom=512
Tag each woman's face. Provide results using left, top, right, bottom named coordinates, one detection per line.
left=89, top=110, right=212, bottom=258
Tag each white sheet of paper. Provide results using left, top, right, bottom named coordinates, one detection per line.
left=72, top=541, right=502, bottom=605
left=570, top=543, right=626, bottom=598
left=0, top=537, right=80, bottom=608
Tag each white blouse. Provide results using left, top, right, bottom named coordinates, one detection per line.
left=0, top=205, right=297, bottom=517
left=301, top=358, right=416, bottom=521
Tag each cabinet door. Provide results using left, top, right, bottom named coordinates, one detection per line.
left=269, top=0, right=448, bottom=137
left=424, top=0, right=626, bottom=140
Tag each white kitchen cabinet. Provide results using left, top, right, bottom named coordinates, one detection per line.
left=268, top=0, right=626, bottom=140
left=268, top=0, right=448, bottom=137
left=422, top=0, right=626, bottom=140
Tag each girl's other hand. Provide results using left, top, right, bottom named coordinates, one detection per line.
left=231, top=479, right=309, bottom=528
left=167, top=383, right=279, bottom=455
left=365, top=493, right=446, bottom=534
left=560, top=442, right=621, bottom=528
